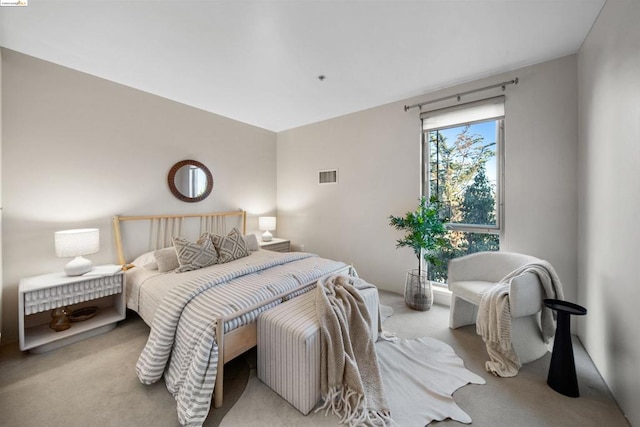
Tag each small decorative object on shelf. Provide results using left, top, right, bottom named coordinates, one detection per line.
left=70, top=306, right=99, bottom=322
left=50, top=307, right=71, bottom=332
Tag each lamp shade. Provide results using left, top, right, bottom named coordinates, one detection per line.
left=55, top=228, right=100, bottom=258
left=258, top=217, right=276, bottom=231
left=258, top=217, right=276, bottom=242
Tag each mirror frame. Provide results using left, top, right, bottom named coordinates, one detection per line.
left=167, top=159, right=214, bottom=203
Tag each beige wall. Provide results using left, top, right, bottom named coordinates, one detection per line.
left=0, top=48, right=3, bottom=342
left=1, top=49, right=277, bottom=343
left=577, top=0, right=640, bottom=424
left=277, top=56, right=579, bottom=307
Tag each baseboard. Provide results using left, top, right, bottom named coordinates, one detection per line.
left=433, top=286, right=451, bottom=307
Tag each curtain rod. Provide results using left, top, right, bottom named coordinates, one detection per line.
left=404, top=77, right=519, bottom=112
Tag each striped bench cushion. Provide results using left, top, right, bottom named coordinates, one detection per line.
left=257, top=286, right=379, bottom=414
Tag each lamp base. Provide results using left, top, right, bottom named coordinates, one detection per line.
left=261, top=231, right=273, bottom=242
left=64, top=256, right=93, bottom=276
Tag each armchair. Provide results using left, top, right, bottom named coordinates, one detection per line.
left=448, top=251, right=549, bottom=364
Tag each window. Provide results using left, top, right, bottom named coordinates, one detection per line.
left=421, top=96, right=504, bottom=283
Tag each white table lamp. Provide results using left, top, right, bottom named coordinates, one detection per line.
left=55, top=228, right=100, bottom=276
left=258, top=216, right=276, bottom=242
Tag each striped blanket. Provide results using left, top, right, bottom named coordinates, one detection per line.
left=135, top=252, right=347, bottom=426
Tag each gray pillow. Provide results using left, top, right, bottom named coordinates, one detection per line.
left=154, top=247, right=180, bottom=273
left=173, top=233, right=218, bottom=273
left=243, top=234, right=260, bottom=251
left=211, top=227, right=250, bottom=263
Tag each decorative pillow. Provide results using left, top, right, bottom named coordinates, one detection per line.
left=243, top=234, right=260, bottom=251
left=173, top=234, right=218, bottom=273
left=132, top=250, right=158, bottom=270
left=211, top=227, right=251, bottom=263
left=154, top=247, right=180, bottom=273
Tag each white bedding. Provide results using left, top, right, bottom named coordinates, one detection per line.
left=130, top=249, right=348, bottom=426
left=126, top=249, right=306, bottom=324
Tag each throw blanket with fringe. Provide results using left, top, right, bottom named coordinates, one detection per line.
left=315, top=275, right=394, bottom=427
left=476, top=260, right=565, bottom=377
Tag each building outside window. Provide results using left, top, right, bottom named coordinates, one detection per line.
left=421, top=96, right=504, bottom=284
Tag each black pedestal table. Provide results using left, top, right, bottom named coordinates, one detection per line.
left=544, top=299, right=587, bottom=397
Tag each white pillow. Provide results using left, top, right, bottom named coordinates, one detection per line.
left=154, top=247, right=180, bottom=272
left=243, top=234, right=260, bottom=251
left=132, top=251, right=158, bottom=270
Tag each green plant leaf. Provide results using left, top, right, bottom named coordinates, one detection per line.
left=389, top=197, right=452, bottom=274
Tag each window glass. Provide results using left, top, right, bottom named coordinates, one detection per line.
left=428, top=121, right=499, bottom=229
left=421, top=105, right=503, bottom=283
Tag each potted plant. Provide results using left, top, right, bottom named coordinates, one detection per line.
left=389, top=196, right=450, bottom=311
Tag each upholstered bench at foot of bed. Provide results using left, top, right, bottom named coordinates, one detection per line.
left=256, top=286, right=380, bottom=415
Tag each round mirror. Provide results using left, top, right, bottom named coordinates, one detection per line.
left=168, top=160, right=213, bottom=203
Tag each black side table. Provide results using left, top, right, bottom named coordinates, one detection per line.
left=544, top=299, right=587, bottom=397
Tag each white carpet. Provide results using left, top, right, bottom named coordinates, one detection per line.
left=380, top=304, right=394, bottom=323
left=377, top=336, right=485, bottom=426
left=377, top=304, right=486, bottom=424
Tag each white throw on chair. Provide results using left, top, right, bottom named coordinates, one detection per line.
left=448, top=251, right=550, bottom=364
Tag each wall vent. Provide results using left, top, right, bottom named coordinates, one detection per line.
left=318, top=169, right=338, bottom=184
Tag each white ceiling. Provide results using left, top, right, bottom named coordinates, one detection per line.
left=0, top=0, right=605, bottom=132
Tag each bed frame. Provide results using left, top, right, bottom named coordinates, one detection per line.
left=113, top=210, right=248, bottom=266
left=112, top=210, right=352, bottom=408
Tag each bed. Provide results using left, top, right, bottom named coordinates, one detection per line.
left=112, top=210, right=353, bottom=426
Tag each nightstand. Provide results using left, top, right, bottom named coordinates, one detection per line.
left=18, top=265, right=125, bottom=353
left=258, top=238, right=291, bottom=253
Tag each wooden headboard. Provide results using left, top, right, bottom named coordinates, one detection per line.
left=112, top=210, right=247, bottom=265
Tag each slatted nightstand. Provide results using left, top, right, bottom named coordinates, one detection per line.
left=18, top=265, right=125, bottom=353
left=258, top=238, right=291, bottom=253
